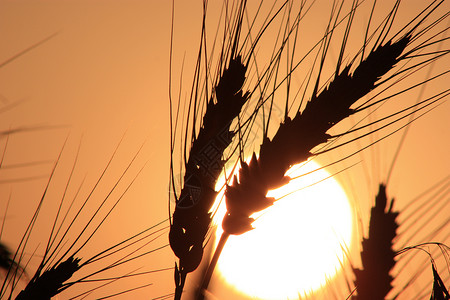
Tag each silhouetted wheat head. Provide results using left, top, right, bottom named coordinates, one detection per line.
left=169, top=55, right=249, bottom=298
left=353, top=184, right=398, bottom=299
left=15, top=256, right=80, bottom=300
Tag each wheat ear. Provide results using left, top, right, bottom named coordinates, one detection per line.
left=15, top=256, right=80, bottom=300
left=223, top=35, right=410, bottom=236
left=169, top=55, right=249, bottom=299
left=353, top=184, right=398, bottom=299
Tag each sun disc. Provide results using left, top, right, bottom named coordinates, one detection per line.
left=213, top=161, right=353, bottom=299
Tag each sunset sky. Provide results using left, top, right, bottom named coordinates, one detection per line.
left=0, top=1, right=448, bottom=299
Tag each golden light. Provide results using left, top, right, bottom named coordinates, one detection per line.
left=213, top=161, right=353, bottom=299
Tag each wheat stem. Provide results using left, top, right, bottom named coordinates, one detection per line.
left=199, top=232, right=229, bottom=299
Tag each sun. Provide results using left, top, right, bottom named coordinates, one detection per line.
left=212, top=160, right=353, bottom=299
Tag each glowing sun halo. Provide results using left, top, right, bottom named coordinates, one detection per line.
left=213, top=161, right=353, bottom=299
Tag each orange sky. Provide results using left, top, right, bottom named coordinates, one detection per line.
left=0, top=0, right=449, bottom=299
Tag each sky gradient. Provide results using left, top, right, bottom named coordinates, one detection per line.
left=0, top=1, right=449, bottom=299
